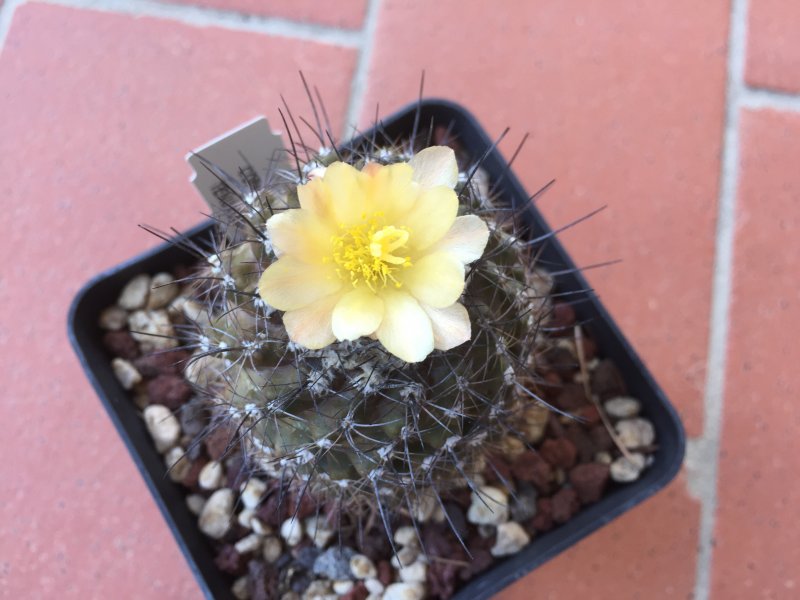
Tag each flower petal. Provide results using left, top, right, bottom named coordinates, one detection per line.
left=322, top=161, right=367, bottom=226
left=409, top=146, right=459, bottom=189
left=421, top=302, right=471, bottom=351
left=296, top=177, right=332, bottom=219
left=258, top=256, right=341, bottom=311
left=266, top=209, right=334, bottom=262
left=283, top=293, right=340, bottom=349
left=402, top=186, right=459, bottom=252
left=364, top=162, right=416, bottom=219
left=376, top=290, right=434, bottom=363
left=332, top=287, right=385, bottom=341
left=430, top=215, right=489, bottom=265
left=401, top=252, right=465, bottom=308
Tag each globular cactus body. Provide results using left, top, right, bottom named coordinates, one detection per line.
left=183, top=126, right=553, bottom=527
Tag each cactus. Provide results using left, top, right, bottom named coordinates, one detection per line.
left=179, top=107, right=557, bottom=543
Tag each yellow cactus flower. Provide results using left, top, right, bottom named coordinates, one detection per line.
left=258, top=146, right=489, bottom=363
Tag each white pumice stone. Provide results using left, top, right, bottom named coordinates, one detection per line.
left=240, top=478, right=268, bottom=509
left=305, top=515, right=334, bottom=549
left=231, top=575, right=250, bottom=600
left=332, top=580, right=354, bottom=595
left=111, top=358, right=141, bottom=390
left=364, top=578, right=384, bottom=594
left=303, top=580, right=333, bottom=599
left=127, top=309, right=177, bottom=352
left=146, top=272, right=179, bottom=309
left=198, top=489, right=234, bottom=540
left=262, top=535, right=283, bottom=563
left=595, top=451, right=613, bottom=465
left=198, top=460, right=224, bottom=490
left=237, top=508, right=256, bottom=529
left=398, top=561, right=427, bottom=583
left=393, top=525, right=418, bottom=548
left=604, top=396, right=642, bottom=419
left=390, top=546, right=418, bottom=569
left=383, top=582, right=425, bottom=600
left=234, top=533, right=263, bottom=555
left=467, top=485, right=509, bottom=525
left=99, top=305, right=128, bottom=330
left=615, top=418, right=656, bottom=449
left=164, top=446, right=190, bottom=482
left=186, top=494, right=206, bottom=516
left=610, top=452, right=647, bottom=482
left=350, top=554, right=377, bottom=579
left=143, top=404, right=181, bottom=453
left=118, top=274, right=151, bottom=310
left=280, top=517, right=304, bottom=546
left=491, top=522, right=531, bottom=557
left=250, top=516, right=271, bottom=535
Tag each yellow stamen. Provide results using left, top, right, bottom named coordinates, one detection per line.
left=331, top=219, right=412, bottom=290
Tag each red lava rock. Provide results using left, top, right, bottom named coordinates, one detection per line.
left=483, top=452, right=512, bottom=485
left=591, top=359, right=627, bottom=400
left=247, top=559, right=278, bottom=600
left=531, top=497, right=554, bottom=532
left=538, top=370, right=563, bottom=400
left=289, top=489, right=318, bottom=520
left=146, top=374, right=192, bottom=411
left=225, top=455, right=246, bottom=490
left=543, top=346, right=578, bottom=378
left=576, top=404, right=602, bottom=425
left=539, top=437, right=578, bottom=470
left=377, top=560, right=393, bottom=586
left=551, top=487, right=581, bottom=524
left=204, top=425, right=238, bottom=460
left=133, top=350, right=189, bottom=377
left=565, top=424, right=597, bottom=463
left=589, top=425, right=615, bottom=453
left=548, top=302, right=576, bottom=334
left=340, top=582, right=369, bottom=600
left=554, top=383, right=589, bottom=412
left=102, top=330, right=140, bottom=360
left=255, top=491, right=291, bottom=528
left=569, top=463, right=611, bottom=504
left=214, top=544, right=246, bottom=575
left=428, top=559, right=460, bottom=600
left=458, top=548, right=494, bottom=581
left=510, top=451, right=554, bottom=493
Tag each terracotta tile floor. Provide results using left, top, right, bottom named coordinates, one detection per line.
left=0, top=1, right=797, bottom=598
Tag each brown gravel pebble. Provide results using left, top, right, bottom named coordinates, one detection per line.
left=548, top=302, right=576, bottom=334
left=531, top=497, right=554, bottom=532
left=133, top=350, right=189, bottom=377
left=542, top=346, right=578, bottom=378
left=103, top=330, right=140, bottom=360
left=225, top=455, right=247, bottom=490
left=377, top=559, right=394, bottom=586
left=510, top=451, right=554, bottom=493
left=569, top=463, right=611, bottom=504
left=564, top=425, right=597, bottom=463
left=591, top=359, right=627, bottom=400
left=539, top=438, right=578, bottom=470
left=255, top=492, right=289, bottom=528
left=247, top=559, right=278, bottom=600
left=551, top=488, right=581, bottom=524
left=204, top=424, right=238, bottom=461
left=214, top=544, right=247, bottom=576
left=458, top=548, right=493, bottom=581
left=589, top=424, right=615, bottom=453
left=483, top=453, right=512, bottom=486
left=146, top=374, right=192, bottom=411
left=288, top=489, right=318, bottom=521
left=554, top=383, right=589, bottom=412
left=340, top=582, right=369, bottom=600
left=428, top=559, right=460, bottom=600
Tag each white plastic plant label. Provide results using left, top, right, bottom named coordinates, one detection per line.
left=186, top=116, right=286, bottom=217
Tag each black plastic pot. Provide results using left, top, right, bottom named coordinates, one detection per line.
left=68, top=100, right=685, bottom=599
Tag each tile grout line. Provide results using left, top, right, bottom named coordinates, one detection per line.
left=342, top=0, right=381, bottom=139
left=3, top=0, right=363, bottom=48
left=689, top=0, right=748, bottom=598
left=741, top=85, right=800, bottom=112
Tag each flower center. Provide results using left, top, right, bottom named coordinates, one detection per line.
left=330, top=219, right=412, bottom=290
